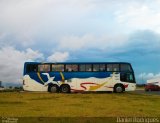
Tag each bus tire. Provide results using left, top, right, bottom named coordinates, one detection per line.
left=48, top=84, right=59, bottom=93
left=114, top=84, right=125, bottom=93
left=60, top=84, right=70, bottom=93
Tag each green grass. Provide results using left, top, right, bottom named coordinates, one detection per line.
left=136, top=86, right=145, bottom=90
left=0, top=92, right=160, bottom=117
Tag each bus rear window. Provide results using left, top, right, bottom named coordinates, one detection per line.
left=120, top=64, right=132, bottom=72
left=38, top=64, right=50, bottom=72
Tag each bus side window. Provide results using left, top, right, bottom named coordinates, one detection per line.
left=65, top=64, right=78, bottom=72
left=93, top=64, right=99, bottom=71
left=38, top=65, right=43, bottom=72
left=79, top=64, right=85, bottom=71
left=107, top=64, right=119, bottom=71
left=99, top=64, right=105, bottom=71
left=107, top=64, right=112, bottom=71
left=120, top=64, right=132, bottom=72
left=72, top=64, right=78, bottom=71
left=113, top=64, right=119, bottom=71
left=38, top=64, right=50, bottom=72
left=66, top=65, right=72, bottom=72
left=79, top=64, right=92, bottom=72
left=26, top=64, right=37, bottom=73
left=86, top=64, right=92, bottom=71
left=120, top=73, right=135, bottom=83
left=52, top=64, right=64, bottom=72
left=93, top=64, right=105, bottom=71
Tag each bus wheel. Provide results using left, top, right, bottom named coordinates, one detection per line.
left=60, top=84, right=70, bottom=93
left=114, top=84, right=124, bottom=93
left=48, top=84, right=59, bottom=93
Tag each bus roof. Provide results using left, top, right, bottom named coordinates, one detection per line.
left=24, top=62, right=131, bottom=65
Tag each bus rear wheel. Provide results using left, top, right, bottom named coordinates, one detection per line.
left=114, top=84, right=124, bottom=93
left=48, top=84, right=59, bottom=93
left=60, top=84, right=70, bottom=93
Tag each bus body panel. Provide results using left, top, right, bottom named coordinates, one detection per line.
left=23, top=75, right=48, bottom=91
left=23, top=71, right=136, bottom=92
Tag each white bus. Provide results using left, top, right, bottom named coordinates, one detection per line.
left=23, top=62, right=136, bottom=93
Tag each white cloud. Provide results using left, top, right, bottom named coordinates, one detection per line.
left=115, top=1, right=160, bottom=33
left=58, top=34, right=95, bottom=51
left=25, top=48, right=44, bottom=61
left=0, top=0, right=96, bottom=48
left=0, top=0, right=138, bottom=50
left=58, top=33, right=128, bottom=51
left=138, top=73, right=160, bottom=81
left=1, top=0, right=159, bottom=51
left=0, top=47, right=44, bottom=83
left=47, top=52, right=69, bottom=62
left=0, top=47, right=69, bottom=84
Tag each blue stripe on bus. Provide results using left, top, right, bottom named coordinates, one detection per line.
left=28, top=72, right=115, bottom=85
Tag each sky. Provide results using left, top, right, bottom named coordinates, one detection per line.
left=0, top=0, right=160, bottom=85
